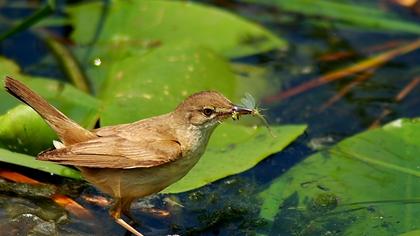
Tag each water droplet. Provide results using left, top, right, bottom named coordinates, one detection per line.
left=93, top=58, right=102, bottom=66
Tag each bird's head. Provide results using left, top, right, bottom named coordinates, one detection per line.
left=173, top=91, right=252, bottom=131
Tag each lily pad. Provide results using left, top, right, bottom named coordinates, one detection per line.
left=0, top=105, right=56, bottom=156
left=0, top=147, right=81, bottom=180
left=259, top=118, right=420, bottom=235
left=245, top=0, right=420, bottom=34
left=164, top=123, right=307, bottom=193
left=99, top=45, right=236, bottom=125
left=68, top=0, right=286, bottom=58
left=0, top=58, right=100, bottom=128
left=66, top=0, right=286, bottom=93
left=399, top=230, right=420, bottom=236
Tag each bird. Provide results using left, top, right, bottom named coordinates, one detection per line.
left=4, top=76, right=253, bottom=236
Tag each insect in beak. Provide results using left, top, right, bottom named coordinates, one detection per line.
left=233, top=93, right=276, bottom=137
left=231, top=106, right=253, bottom=120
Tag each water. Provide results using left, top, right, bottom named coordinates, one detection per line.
left=0, top=0, right=419, bottom=235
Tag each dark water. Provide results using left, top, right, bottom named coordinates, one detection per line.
left=0, top=0, right=419, bottom=235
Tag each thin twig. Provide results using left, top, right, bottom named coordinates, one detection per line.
left=369, top=76, right=420, bottom=128
left=0, top=1, right=55, bottom=41
left=263, top=38, right=420, bottom=104
left=318, top=40, right=405, bottom=62
left=318, top=69, right=376, bottom=112
left=37, top=30, right=92, bottom=93
left=395, top=76, right=420, bottom=102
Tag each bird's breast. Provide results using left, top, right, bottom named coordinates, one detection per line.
left=177, top=125, right=212, bottom=160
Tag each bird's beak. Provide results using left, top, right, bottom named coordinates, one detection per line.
left=216, top=105, right=254, bottom=120
left=233, top=105, right=253, bottom=115
left=231, top=105, right=253, bottom=120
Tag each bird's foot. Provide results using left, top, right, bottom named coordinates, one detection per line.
left=110, top=201, right=144, bottom=236
left=114, top=217, right=144, bottom=236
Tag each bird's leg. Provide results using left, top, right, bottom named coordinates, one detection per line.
left=110, top=198, right=144, bottom=236
left=121, top=197, right=137, bottom=223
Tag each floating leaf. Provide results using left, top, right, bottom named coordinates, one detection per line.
left=0, top=58, right=100, bottom=128
left=164, top=123, right=307, bottom=193
left=68, top=0, right=286, bottom=58
left=399, top=230, right=420, bottom=236
left=259, top=118, right=420, bottom=235
left=66, top=0, right=286, bottom=93
left=245, top=0, right=420, bottom=34
left=98, top=45, right=236, bottom=125
left=0, top=105, right=57, bottom=155
left=0, top=148, right=82, bottom=179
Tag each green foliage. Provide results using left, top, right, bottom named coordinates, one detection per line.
left=0, top=148, right=82, bottom=180
left=0, top=58, right=100, bottom=128
left=0, top=0, right=56, bottom=41
left=245, top=0, right=420, bottom=34
left=68, top=0, right=286, bottom=58
left=0, top=105, right=57, bottom=155
left=164, top=124, right=307, bottom=193
left=66, top=0, right=286, bottom=94
left=399, top=230, right=420, bottom=236
left=259, top=118, right=420, bottom=235
left=99, top=45, right=236, bottom=125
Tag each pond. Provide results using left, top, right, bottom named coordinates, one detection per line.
left=0, top=0, right=419, bottom=235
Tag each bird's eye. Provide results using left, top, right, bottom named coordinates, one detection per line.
left=202, top=108, right=214, bottom=117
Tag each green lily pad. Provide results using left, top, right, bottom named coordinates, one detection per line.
left=0, top=58, right=100, bottom=128
left=245, top=0, right=420, bottom=34
left=0, top=105, right=56, bottom=156
left=68, top=0, right=286, bottom=58
left=259, top=118, right=420, bottom=235
left=67, top=0, right=286, bottom=93
left=99, top=45, right=236, bottom=125
left=164, top=123, right=307, bottom=193
left=0, top=147, right=82, bottom=179
left=399, top=230, right=420, bottom=236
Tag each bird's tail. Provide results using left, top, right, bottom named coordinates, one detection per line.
left=4, top=76, right=96, bottom=145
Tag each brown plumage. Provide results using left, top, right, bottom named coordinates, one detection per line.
left=4, top=76, right=253, bottom=236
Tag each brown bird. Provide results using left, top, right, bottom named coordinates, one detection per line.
left=4, top=76, right=253, bottom=236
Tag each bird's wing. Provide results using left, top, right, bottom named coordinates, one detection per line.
left=37, top=135, right=182, bottom=169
